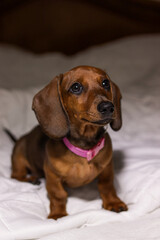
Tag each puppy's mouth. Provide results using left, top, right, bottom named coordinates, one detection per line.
left=82, top=118, right=112, bottom=126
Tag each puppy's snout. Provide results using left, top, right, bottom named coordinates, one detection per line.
left=97, top=101, right=114, bottom=116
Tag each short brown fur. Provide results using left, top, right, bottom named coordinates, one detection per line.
left=11, top=66, right=127, bottom=219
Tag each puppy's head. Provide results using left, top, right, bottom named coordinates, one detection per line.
left=32, top=66, right=122, bottom=139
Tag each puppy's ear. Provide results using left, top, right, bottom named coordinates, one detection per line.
left=110, top=81, right=122, bottom=131
left=32, top=74, right=69, bottom=139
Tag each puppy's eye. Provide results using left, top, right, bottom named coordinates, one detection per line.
left=69, top=82, right=83, bottom=95
left=102, top=79, right=110, bottom=90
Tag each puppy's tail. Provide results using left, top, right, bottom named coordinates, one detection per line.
left=4, top=128, right=17, bottom=143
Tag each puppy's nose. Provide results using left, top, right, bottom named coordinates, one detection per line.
left=97, top=101, right=114, bottom=115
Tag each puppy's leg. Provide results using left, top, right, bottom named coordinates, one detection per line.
left=98, top=161, right=128, bottom=212
left=11, top=138, right=40, bottom=184
left=44, top=164, right=68, bottom=220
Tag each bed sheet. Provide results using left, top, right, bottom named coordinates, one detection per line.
left=0, top=35, right=160, bottom=240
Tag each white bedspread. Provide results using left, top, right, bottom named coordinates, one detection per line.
left=0, top=35, right=160, bottom=240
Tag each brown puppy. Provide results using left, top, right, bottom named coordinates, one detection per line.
left=11, top=66, right=128, bottom=219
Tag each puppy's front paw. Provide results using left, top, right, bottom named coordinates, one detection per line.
left=48, top=212, right=68, bottom=220
left=103, top=199, right=128, bottom=213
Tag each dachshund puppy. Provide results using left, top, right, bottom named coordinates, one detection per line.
left=11, top=65, right=128, bottom=219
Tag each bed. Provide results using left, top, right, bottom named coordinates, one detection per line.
left=0, top=34, right=160, bottom=239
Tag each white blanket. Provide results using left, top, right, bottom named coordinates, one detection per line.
left=0, top=35, right=160, bottom=240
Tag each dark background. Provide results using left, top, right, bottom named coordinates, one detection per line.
left=0, top=0, right=160, bottom=55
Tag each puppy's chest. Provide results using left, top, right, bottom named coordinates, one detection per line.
left=50, top=149, right=108, bottom=188
left=64, top=161, right=99, bottom=187
left=47, top=136, right=111, bottom=187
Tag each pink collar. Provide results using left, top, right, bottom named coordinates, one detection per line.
left=62, top=137, right=105, bottom=161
